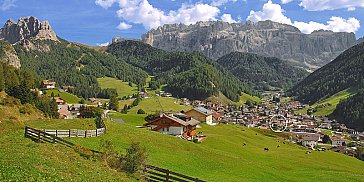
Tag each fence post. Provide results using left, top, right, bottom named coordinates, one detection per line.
left=96, top=129, right=98, bottom=137
left=69, top=130, right=71, bottom=138
left=53, top=136, right=56, bottom=144
left=166, top=169, right=170, bottom=182
left=37, top=130, right=41, bottom=143
left=24, top=127, right=28, bottom=138
left=56, top=130, right=58, bottom=137
left=85, top=130, right=87, bottom=138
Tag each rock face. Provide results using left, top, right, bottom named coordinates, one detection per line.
left=0, top=16, right=58, bottom=44
left=0, top=40, right=21, bottom=68
left=142, top=20, right=357, bottom=69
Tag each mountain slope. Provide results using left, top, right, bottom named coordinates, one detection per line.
left=217, top=52, right=309, bottom=90
left=14, top=39, right=148, bottom=99
left=107, top=40, right=255, bottom=101
left=0, top=40, right=21, bottom=68
left=288, top=42, right=364, bottom=105
left=330, top=90, right=364, bottom=131
left=142, top=20, right=357, bottom=69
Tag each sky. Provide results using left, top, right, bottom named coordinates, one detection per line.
left=0, top=0, right=363, bottom=46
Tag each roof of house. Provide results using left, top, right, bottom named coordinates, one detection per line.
left=190, top=107, right=213, bottom=116
left=145, top=114, right=200, bottom=127
left=58, top=109, right=70, bottom=116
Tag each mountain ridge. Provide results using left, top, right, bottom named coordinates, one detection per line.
left=142, top=20, right=357, bottom=70
left=0, top=16, right=58, bottom=44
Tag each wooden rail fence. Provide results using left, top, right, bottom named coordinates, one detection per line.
left=24, top=126, right=205, bottom=182
left=42, top=128, right=106, bottom=138
left=144, top=165, right=205, bottom=182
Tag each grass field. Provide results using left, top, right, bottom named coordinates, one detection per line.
left=45, top=89, right=89, bottom=104
left=295, top=88, right=356, bottom=116
left=69, top=114, right=364, bottom=182
left=208, top=92, right=261, bottom=106
left=127, top=96, right=192, bottom=114
left=97, top=77, right=138, bottom=98
left=0, top=99, right=133, bottom=181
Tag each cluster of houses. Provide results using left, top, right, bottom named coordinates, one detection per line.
left=155, top=91, right=172, bottom=97
left=170, top=97, right=364, bottom=157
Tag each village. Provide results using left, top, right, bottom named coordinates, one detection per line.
left=43, top=80, right=364, bottom=160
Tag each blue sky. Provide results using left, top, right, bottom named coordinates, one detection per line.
left=1, top=0, right=363, bottom=45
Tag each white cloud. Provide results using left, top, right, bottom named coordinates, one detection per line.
left=347, top=7, right=356, bottom=11
left=281, top=0, right=293, bottom=4
left=247, top=0, right=292, bottom=25
left=117, top=22, right=132, bottom=30
left=105, top=0, right=220, bottom=30
left=97, top=42, right=110, bottom=46
left=1, top=0, right=16, bottom=11
left=247, top=0, right=360, bottom=34
left=211, top=0, right=237, bottom=7
left=299, top=0, right=364, bottom=11
left=95, top=0, right=117, bottom=9
left=221, top=14, right=237, bottom=23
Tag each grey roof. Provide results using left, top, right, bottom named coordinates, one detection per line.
left=164, top=115, right=200, bottom=126
left=193, top=107, right=213, bottom=116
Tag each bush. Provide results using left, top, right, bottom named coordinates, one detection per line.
left=145, top=113, right=160, bottom=122
left=122, top=143, right=147, bottom=174
left=3, top=96, right=21, bottom=106
left=137, top=109, right=146, bottom=114
left=19, top=103, right=34, bottom=114
left=99, top=140, right=147, bottom=175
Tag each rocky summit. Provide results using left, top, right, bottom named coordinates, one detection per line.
left=0, top=16, right=58, bottom=44
left=142, top=20, right=358, bottom=69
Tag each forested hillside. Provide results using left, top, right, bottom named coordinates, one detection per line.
left=14, top=39, right=148, bottom=98
left=288, top=42, right=364, bottom=104
left=330, top=90, right=364, bottom=131
left=217, top=52, right=309, bottom=90
left=107, top=41, right=255, bottom=101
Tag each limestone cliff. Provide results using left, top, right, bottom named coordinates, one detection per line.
left=0, top=40, right=21, bottom=68
left=0, top=16, right=58, bottom=44
left=142, top=20, right=357, bottom=69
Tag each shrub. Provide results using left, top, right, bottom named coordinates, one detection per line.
left=137, top=109, right=146, bottom=114
left=144, top=113, right=160, bottom=122
left=19, top=104, right=34, bottom=114
left=122, top=143, right=147, bottom=174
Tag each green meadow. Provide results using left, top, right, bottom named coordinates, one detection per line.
left=97, top=77, right=138, bottom=98
left=127, top=96, right=192, bottom=114
left=295, top=88, right=356, bottom=116
left=45, top=89, right=88, bottom=104
left=69, top=114, right=364, bottom=182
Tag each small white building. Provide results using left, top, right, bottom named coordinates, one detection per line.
left=331, top=136, right=347, bottom=146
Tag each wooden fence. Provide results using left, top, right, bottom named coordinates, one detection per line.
left=25, top=126, right=76, bottom=147
left=43, top=128, right=106, bottom=138
left=144, top=165, right=205, bottom=182
left=24, top=126, right=205, bottom=182
left=24, top=126, right=101, bottom=154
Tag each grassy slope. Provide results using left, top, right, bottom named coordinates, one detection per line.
left=208, top=92, right=261, bottom=106
left=72, top=114, right=364, bottom=182
left=295, top=88, right=356, bottom=116
left=97, top=77, right=138, bottom=98
left=46, top=89, right=90, bottom=104
left=128, top=96, right=192, bottom=114
left=0, top=94, right=132, bottom=181
left=0, top=119, right=131, bottom=181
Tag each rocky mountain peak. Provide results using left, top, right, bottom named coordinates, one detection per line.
left=0, top=16, right=58, bottom=44
left=142, top=20, right=357, bottom=70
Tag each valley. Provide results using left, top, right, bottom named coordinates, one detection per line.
left=1, top=14, right=364, bottom=182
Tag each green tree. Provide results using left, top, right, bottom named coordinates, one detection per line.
left=137, top=109, right=145, bottom=114
left=122, top=143, right=147, bottom=174
left=109, top=96, right=119, bottom=111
